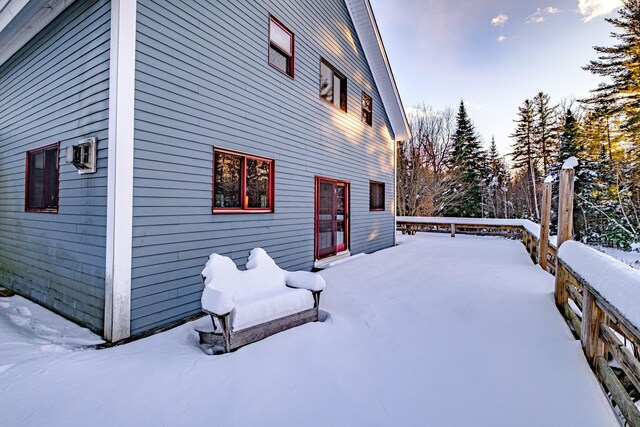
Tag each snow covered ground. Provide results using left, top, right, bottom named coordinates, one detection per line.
left=0, top=233, right=617, bottom=426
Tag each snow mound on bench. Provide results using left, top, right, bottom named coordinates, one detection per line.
left=200, top=248, right=319, bottom=329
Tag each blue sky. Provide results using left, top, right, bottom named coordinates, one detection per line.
left=369, top=0, right=623, bottom=160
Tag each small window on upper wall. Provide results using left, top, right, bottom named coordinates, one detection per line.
left=25, top=143, right=59, bottom=213
left=361, top=92, right=373, bottom=126
left=369, top=181, right=385, bottom=211
left=269, top=16, right=294, bottom=78
left=320, top=59, right=347, bottom=112
left=213, top=148, right=274, bottom=213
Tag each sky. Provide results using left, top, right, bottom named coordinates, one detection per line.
left=369, top=0, right=624, bottom=161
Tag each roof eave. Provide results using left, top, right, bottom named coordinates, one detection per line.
left=0, top=0, right=75, bottom=68
left=345, top=0, right=411, bottom=141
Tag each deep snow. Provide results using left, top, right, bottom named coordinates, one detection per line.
left=0, top=233, right=617, bottom=426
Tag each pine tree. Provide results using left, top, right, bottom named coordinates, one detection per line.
left=485, top=137, right=510, bottom=217
left=533, top=92, right=558, bottom=176
left=441, top=101, right=486, bottom=217
left=584, top=0, right=640, bottom=147
left=510, top=99, right=540, bottom=219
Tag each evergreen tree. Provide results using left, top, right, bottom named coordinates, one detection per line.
left=485, top=137, right=510, bottom=217
left=510, top=99, right=540, bottom=219
left=584, top=0, right=640, bottom=147
left=441, top=101, right=486, bottom=217
left=533, top=92, right=558, bottom=176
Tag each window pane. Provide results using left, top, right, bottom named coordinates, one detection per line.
left=28, top=151, right=44, bottom=209
left=269, top=45, right=289, bottom=74
left=44, top=148, right=58, bottom=209
left=246, top=158, right=271, bottom=209
left=269, top=20, right=291, bottom=55
left=214, top=153, right=242, bottom=208
left=320, top=62, right=333, bottom=102
left=333, top=75, right=341, bottom=109
left=26, top=146, right=58, bottom=211
left=370, top=182, right=384, bottom=210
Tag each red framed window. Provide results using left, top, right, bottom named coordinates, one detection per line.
left=369, top=181, right=385, bottom=211
left=269, top=16, right=294, bottom=78
left=320, top=59, right=347, bottom=112
left=213, top=148, right=274, bottom=213
left=25, top=143, right=60, bottom=213
left=361, top=92, right=373, bottom=126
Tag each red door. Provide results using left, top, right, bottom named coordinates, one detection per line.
left=316, top=177, right=349, bottom=259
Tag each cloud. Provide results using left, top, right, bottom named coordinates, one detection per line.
left=578, top=0, right=622, bottom=22
left=527, top=10, right=546, bottom=23
left=491, top=14, right=509, bottom=26
left=497, top=35, right=507, bottom=42
left=527, top=6, right=561, bottom=23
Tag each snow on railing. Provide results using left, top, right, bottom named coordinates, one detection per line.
left=396, top=215, right=640, bottom=425
left=556, top=241, right=640, bottom=427
left=395, top=216, right=554, bottom=272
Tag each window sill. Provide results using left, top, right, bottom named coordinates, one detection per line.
left=212, top=209, right=274, bottom=215
left=269, top=62, right=294, bottom=79
left=319, top=96, right=347, bottom=113
left=369, top=208, right=385, bottom=212
left=25, top=208, right=58, bottom=214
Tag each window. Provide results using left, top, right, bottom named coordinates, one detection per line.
left=320, top=59, right=347, bottom=112
left=25, top=143, right=59, bottom=213
left=361, top=92, right=373, bottom=126
left=269, top=16, right=294, bottom=77
left=369, top=181, right=385, bottom=211
left=213, top=148, right=274, bottom=213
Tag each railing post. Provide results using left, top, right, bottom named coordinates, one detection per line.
left=539, top=179, right=552, bottom=271
left=557, top=157, right=578, bottom=249
left=581, top=287, right=605, bottom=366
left=555, top=262, right=568, bottom=310
left=450, top=224, right=455, bottom=238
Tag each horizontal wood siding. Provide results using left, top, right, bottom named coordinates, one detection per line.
left=131, top=0, right=396, bottom=333
left=0, top=0, right=110, bottom=333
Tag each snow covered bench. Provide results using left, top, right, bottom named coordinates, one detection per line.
left=198, top=248, right=325, bottom=353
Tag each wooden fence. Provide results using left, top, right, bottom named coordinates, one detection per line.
left=396, top=159, right=640, bottom=426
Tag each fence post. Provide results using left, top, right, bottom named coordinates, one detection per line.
left=557, top=157, right=577, bottom=248
left=555, top=157, right=577, bottom=308
left=539, top=179, right=552, bottom=271
left=581, top=287, right=605, bottom=366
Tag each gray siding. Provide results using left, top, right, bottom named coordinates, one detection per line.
left=131, top=0, right=396, bottom=333
left=0, top=0, right=110, bottom=333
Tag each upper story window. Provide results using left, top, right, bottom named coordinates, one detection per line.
left=320, top=59, right=347, bottom=112
left=269, top=16, right=294, bottom=78
left=369, top=181, right=385, bottom=211
left=25, top=143, right=59, bottom=213
left=361, top=92, right=373, bottom=126
left=213, top=148, right=274, bottom=213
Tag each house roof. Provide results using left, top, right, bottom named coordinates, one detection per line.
left=0, top=0, right=411, bottom=141
left=0, top=0, right=73, bottom=66
left=345, top=0, right=411, bottom=141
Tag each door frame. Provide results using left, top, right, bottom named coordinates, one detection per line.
left=314, top=176, right=350, bottom=260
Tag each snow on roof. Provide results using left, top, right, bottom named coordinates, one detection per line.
left=559, top=240, right=640, bottom=332
left=345, top=0, right=411, bottom=141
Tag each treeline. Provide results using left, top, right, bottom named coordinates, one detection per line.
left=397, top=0, right=640, bottom=249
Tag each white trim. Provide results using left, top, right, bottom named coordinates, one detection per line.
left=104, top=0, right=136, bottom=342
left=344, top=0, right=411, bottom=141
left=0, top=0, right=75, bottom=67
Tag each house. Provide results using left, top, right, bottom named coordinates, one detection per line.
left=0, top=0, right=410, bottom=342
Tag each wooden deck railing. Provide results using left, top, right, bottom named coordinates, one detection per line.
left=397, top=216, right=640, bottom=425
left=556, top=242, right=640, bottom=427
left=396, top=217, right=558, bottom=274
